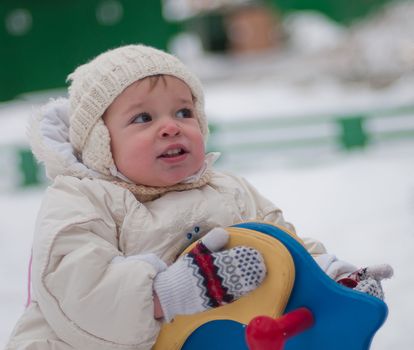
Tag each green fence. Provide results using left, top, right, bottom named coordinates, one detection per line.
left=1, top=103, right=413, bottom=191
left=0, top=145, right=44, bottom=191
left=208, top=104, right=414, bottom=155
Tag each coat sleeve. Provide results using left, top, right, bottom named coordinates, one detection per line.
left=31, top=177, right=161, bottom=350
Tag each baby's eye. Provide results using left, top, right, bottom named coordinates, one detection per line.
left=176, top=108, right=193, bottom=119
left=132, top=113, right=152, bottom=123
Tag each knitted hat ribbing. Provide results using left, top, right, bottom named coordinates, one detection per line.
left=67, top=44, right=208, bottom=177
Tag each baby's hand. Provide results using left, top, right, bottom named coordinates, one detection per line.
left=154, top=228, right=266, bottom=322
left=337, top=264, right=393, bottom=300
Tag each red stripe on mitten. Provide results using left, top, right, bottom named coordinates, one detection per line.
left=154, top=228, right=266, bottom=322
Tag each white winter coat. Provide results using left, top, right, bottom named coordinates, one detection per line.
left=6, top=99, right=349, bottom=350
left=7, top=171, right=303, bottom=350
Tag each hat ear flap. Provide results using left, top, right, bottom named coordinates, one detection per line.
left=82, top=119, right=115, bottom=176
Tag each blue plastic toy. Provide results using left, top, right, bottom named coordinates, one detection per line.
left=156, top=222, right=388, bottom=350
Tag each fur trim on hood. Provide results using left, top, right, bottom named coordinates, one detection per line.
left=28, top=98, right=112, bottom=181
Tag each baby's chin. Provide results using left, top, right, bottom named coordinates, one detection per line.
left=150, top=171, right=201, bottom=187
left=128, top=160, right=205, bottom=187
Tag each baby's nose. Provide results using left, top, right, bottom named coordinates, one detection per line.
left=159, top=119, right=180, bottom=138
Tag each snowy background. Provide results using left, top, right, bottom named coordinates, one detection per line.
left=1, top=1, right=414, bottom=348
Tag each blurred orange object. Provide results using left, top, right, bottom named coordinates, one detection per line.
left=225, top=5, right=280, bottom=54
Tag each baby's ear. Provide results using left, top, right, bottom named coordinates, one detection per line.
left=200, top=228, right=229, bottom=252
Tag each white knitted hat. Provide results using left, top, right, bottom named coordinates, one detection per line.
left=67, top=44, right=208, bottom=177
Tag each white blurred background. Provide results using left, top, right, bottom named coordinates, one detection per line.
left=1, top=0, right=414, bottom=348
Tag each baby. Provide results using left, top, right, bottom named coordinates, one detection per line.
left=6, top=45, right=392, bottom=350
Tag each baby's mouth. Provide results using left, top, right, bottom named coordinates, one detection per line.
left=158, top=148, right=187, bottom=158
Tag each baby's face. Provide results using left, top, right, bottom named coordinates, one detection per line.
left=103, top=76, right=205, bottom=187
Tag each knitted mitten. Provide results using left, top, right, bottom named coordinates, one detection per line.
left=337, top=264, right=393, bottom=300
left=153, top=228, right=266, bottom=322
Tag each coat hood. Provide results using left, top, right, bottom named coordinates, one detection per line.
left=28, top=98, right=112, bottom=181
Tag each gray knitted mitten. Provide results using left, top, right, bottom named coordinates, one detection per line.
left=153, top=228, right=266, bottom=322
left=337, top=264, right=393, bottom=300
